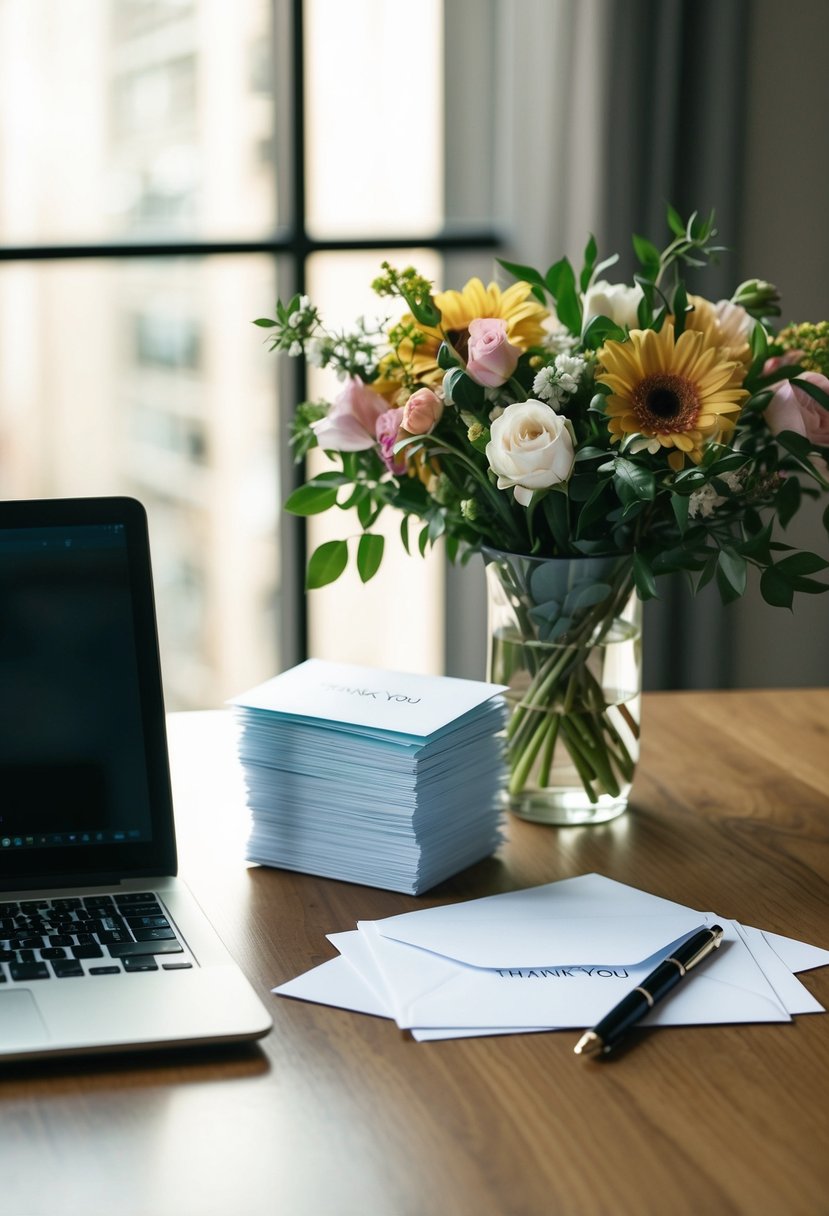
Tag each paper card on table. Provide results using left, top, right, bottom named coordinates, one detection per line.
left=274, top=955, right=389, bottom=1019
left=371, top=873, right=707, bottom=969
left=736, top=925, right=825, bottom=1015
left=358, top=916, right=790, bottom=1031
left=761, top=929, right=829, bottom=975
left=231, top=658, right=505, bottom=742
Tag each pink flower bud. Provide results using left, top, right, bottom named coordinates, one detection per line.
left=762, top=350, right=806, bottom=377
left=402, top=387, right=444, bottom=435
left=764, top=371, right=829, bottom=448
left=465, top=318, right=521, bottom=387
left=375, top=406, right=407, bottom=474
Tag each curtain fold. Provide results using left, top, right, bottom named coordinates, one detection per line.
left=444, top=0, right=828, bottom=690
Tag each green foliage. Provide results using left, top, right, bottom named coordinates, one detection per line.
left=258, top=205, right=828, bottom=600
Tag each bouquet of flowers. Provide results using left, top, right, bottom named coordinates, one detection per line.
left=257, top=207, right=829, bottom=816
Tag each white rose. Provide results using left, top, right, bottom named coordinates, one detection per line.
left=582, top=280, right=644, bottom=331
left=714, top=298, right=753, bottom=349
left=485, top=399, right=576, bottom=507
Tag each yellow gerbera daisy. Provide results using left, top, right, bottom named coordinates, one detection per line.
left=597, top=324, right=749, bottom=471
left=683, top=294, right=752, bottom=373
left=386, top=277, right=549, bottom=388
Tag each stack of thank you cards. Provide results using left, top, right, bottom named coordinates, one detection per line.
left=230, top=659, right=507, bottom=894
left=274, top=873, right=829, bottom=1041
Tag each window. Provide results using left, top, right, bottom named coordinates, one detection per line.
left=0, top=0, right=499, bottom=706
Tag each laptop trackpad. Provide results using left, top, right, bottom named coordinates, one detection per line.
left=0, top=990, right=50, bottom=1047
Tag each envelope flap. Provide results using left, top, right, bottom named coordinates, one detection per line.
left=379, top=912, right=703, bottom=968
left=375, top=873, right=706, bottom=969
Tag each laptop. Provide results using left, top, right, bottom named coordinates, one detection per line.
left=0, top=495, right=273, bottom=1060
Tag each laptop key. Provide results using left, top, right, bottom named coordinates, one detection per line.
left=96, top=929, right=133, bottom=945
left=123, top=956, right=159, bottom=972
left=41, top=947, right=67, bottom=960
left=52, top=960, right=84, bottom=978
left=0, top=949, right=16, bottom=963
left=162, top=962, right=193, bottom=971
left=132, top=927, right=176, bottom=942
left=9, top=962, right=50, bottom=981
left=72, top=943, right=104, bottom=960
left=107, top=939, right=183, bottom=958
left=89, top=966, right=121, bottom=975
left=48, top=934, right=75, bottom=947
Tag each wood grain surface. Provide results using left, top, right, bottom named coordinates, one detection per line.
left=1, top=691, right=828, bottom=1216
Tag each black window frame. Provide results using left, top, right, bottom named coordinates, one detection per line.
left=0, top=0, right=501, bottom=671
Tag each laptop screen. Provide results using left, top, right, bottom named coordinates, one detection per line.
left=0, top=497, right=177, bottom=888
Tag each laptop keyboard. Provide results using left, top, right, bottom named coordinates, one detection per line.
left=0, top=892, right=193, bottom=981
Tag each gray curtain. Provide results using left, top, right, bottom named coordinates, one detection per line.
left=444, top=0, right=829, bottom=690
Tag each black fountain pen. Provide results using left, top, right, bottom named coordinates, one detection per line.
left=574, top=924, right=724, bottom=1057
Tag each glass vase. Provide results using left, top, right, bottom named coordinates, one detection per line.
left=484, top=548, right=642, bottom=826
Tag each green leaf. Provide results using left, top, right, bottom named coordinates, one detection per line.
left=776, top=474, right=801, bottom=527
left=671, top=492, right=690, bottom=534
left=442, top=367, right=486, bottom=407
left=776, top=429, right=814, bottom=461
left=633, top=234, right=661, bottom=275
left=253, top=317, right=277, bottom=328
left=356, top=533, right=384, bottom=583
left=497, top=258, right=546, bottom=289
left=717, top=547, right=747, bottom=599
left=760, top=566, right=794, bottom=609
left=632, top=552, right=658, bottom=600
left=738, top=521, right=773, bottom=563
left=792, top=376, right=829, bottom=410
left=671, top=280, right=689, bottom=337
left=544, top=258, right=581, bottom=335
left=579, top=234, right=598, bottom=293
left=418, top=524, right=430, bottom=557
left=749, top=321, right=768, bottom=364
left=541, top=490, right=570, bottom=550
left=775, top=552, right=829, bottom=577
left=306, top=540, right=348, bottom=589
left=666, top=203, right=686, bottom=237
left=400, top=514, right=411, bottom=555
left=613, top=457, right=656, bottom=504
left=581, top=314, right=627, bottom=349
left=283, top=482, right=339, bottom=516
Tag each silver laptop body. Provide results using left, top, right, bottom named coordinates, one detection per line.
left=0, top=496, right=272, bottom=1060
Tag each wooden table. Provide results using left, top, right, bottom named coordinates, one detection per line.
left=2, top=690, right=828, bottom=1216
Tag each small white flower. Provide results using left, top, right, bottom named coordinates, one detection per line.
left=307, top=339, right=325, bottom=367
left=554, top=353, right=585, bottom=382
left=288, top=340, right=303, bottom=357
left=557, top=373, right=578, bottom=395
left=688, top=485, right=719, bottom=519
left=532, top=366, right=560, bottom=404
left=297, top=294, right=311, bottom=311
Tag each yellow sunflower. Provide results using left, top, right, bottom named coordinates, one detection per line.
left=380, top=277, right=549, bottom=391
left=597, top=324, right=749, bottom=471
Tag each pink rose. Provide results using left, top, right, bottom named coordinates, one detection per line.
left=311, top=377, right=388, bottom=451
left=465, top=318, right=521, bottom=387
left=762, top=350, right=805, bottom=377
left=764, top=371, right=829, bottom=447
left=402, top=387, right=444, bottom=435
left=375, top=406, right=406, bottom=473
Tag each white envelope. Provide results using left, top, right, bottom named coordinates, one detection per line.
left=358, top=874, right=792, bottom=1030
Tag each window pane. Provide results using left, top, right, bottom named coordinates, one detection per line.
left=305, top=251, right=444, bottom=675
left=304, top=0, right=444, bottom=238
left=0, top=256, right=280, bottom=708
left=0, top=0, right=274, bottom=243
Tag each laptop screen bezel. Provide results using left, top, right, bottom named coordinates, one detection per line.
left=0, top=496, right=178, bottom=890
